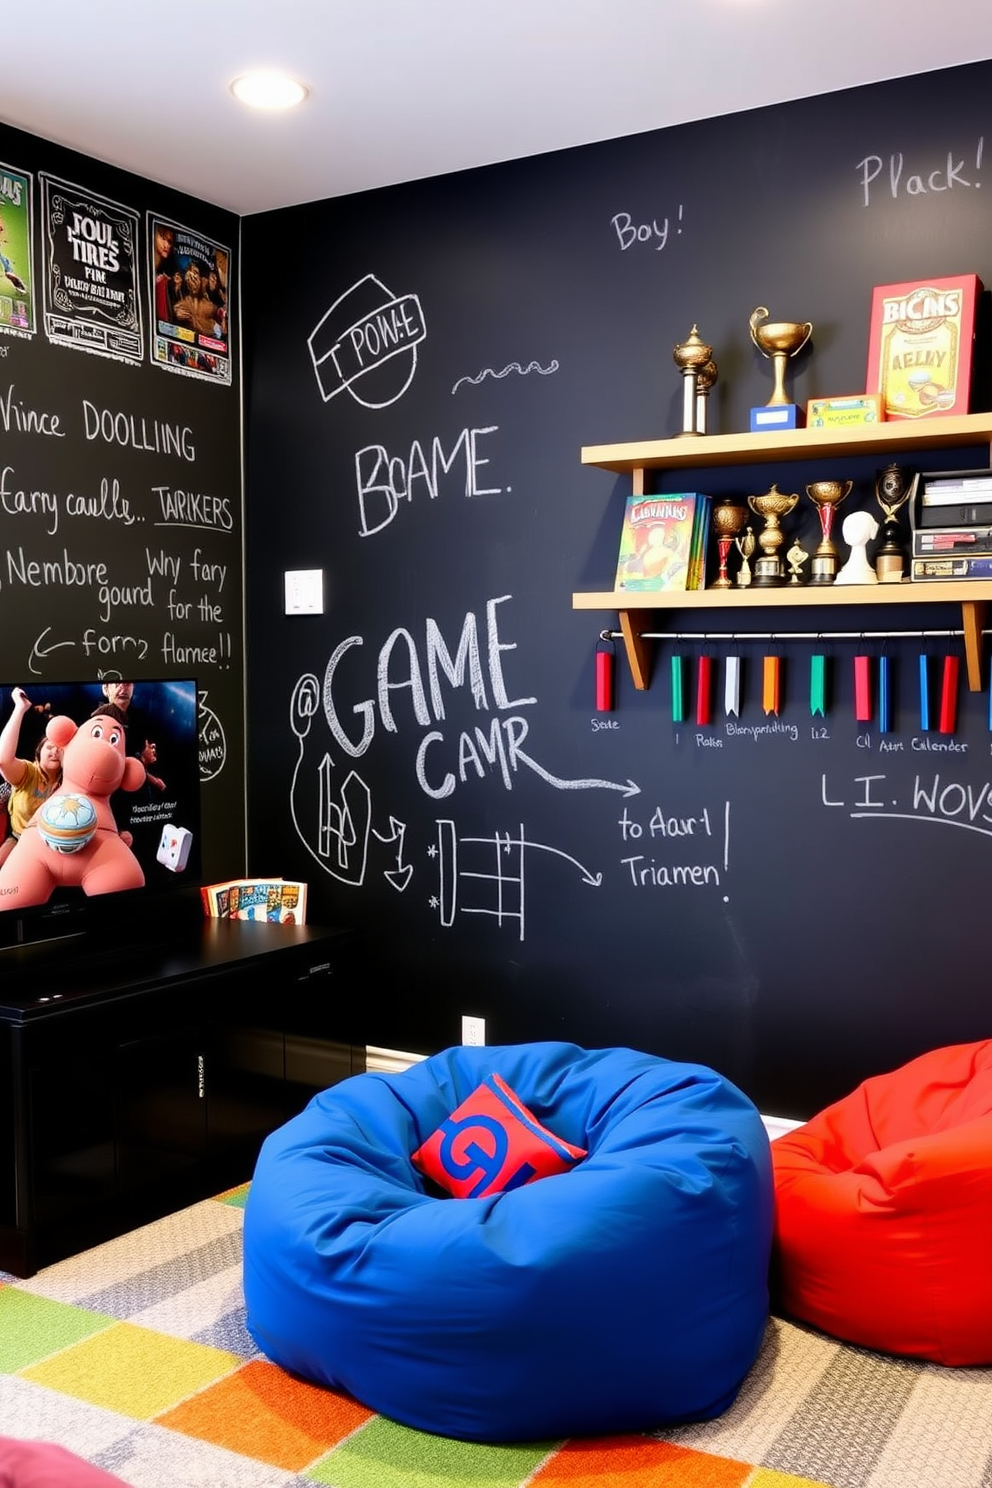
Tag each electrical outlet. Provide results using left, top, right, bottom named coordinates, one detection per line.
left=462, top=1015, right=486, bottom=1046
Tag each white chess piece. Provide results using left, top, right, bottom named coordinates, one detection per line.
left=834, top=510, right=879, bottom=585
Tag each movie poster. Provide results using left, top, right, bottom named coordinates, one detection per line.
left=148, top=213, right=232, bottom=385
left=0, top=161, right=35, bottom=338
left=41, top=175, right=143, bottom=364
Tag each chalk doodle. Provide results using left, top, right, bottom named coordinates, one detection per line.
left=451, top=359, right=559, bottom=395
left=197, top=689, right=227, bottom=781
left=430, top=820, right=602, bottom=941
left=308, top=272, right=426, bottom=410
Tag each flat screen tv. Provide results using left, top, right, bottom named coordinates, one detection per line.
left=0, top=677, right=202, bottom=952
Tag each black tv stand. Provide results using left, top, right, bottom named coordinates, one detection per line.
left=0, top=919, right=359, bottom=1277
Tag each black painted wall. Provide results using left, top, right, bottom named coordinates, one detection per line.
left=242, top=61, right=992, bottom=1118
left=0, top=120, right=244, bottom=885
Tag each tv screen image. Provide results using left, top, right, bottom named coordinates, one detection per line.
left=0, top=678, right=201, bottom=949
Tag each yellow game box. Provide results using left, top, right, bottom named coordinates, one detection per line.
left=808, top=394, right=882, bottom=429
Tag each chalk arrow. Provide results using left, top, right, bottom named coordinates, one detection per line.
left=29, top=628, right=76, bottom=676
left=374, top=815, right=413, bottom=891
left=512, top=746, right=640, bottom=797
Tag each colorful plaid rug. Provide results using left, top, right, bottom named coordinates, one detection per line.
left=2, top=1187, right=990, bottom=1488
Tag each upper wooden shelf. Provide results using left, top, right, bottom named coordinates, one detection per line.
left=581, top=411, right=992, bottom=474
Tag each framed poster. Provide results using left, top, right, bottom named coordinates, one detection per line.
left=0, top=161, right=35, bottom=338
left=148, top=213, right=232, bottom=385
left=41, top=174, right=143, bottom=365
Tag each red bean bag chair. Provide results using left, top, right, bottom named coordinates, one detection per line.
left=771, top=1040, right=992, bottom=1365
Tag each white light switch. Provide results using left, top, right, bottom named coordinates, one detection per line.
left=285, top=569, right=324, bottom=615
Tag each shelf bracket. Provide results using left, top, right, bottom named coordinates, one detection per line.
left=960, top=599, right=987, bottom=691
left=618, top=610, right=655, bottom=690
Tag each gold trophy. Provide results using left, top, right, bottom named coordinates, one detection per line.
left=747, top=483, right=799, bottom=586
left=710, top=499, right=747, bottom=589
left=873, top=462, right=918, bottom=583
left=805, top=479, right=853, bottom=585
left=749, top=307, right=813, bottom=427
left=673, top=325, right=713, bottom=436
left=734, top=526, right=756, bottom=588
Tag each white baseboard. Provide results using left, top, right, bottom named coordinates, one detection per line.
left=364, top=1046, right=803, bottom=1139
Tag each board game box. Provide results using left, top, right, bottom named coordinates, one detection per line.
left=866, top=274, right=981, bottom=420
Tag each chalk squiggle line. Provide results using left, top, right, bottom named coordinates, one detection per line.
left=451, top=358, right=560, bottom=394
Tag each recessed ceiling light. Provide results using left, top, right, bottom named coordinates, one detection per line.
left=230, top=71, right=309, bottom=111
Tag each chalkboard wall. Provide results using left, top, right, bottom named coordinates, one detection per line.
left=0, top=120, right=244, bottom=885
left=237, top=58, right=990, bottom=1117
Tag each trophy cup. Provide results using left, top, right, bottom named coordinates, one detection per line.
left=673, top=325, right=713, bottom=436
left=734, top=526, right=756, bottom=588
left=747, top=483, right=800, bottom=587
left=748, top=306, right=813, bottom=431
left=805, top=479, right=853, bottom=585
left=873, top=462, right=918, bottom=583
left=710, top=499, right=747, bottom=589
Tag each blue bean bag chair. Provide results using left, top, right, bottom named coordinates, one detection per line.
left=243, top=1042, right=773, bottom=1443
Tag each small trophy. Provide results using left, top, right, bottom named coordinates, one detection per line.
left=805, top=479, right=853, bottom=585
left=710, top=499, right=747, bottom=589
left=734, top=526, right=756, bottom=588
left=874, top=462, right=917, bottom=583
left=695, top=359, right=718, bottom=436
left=747, top=483, right=800, bottom=587
left=749, top=306, right=813, bottom=431
left=786, top=540, right=808, bottom=585
left=673, top=325, right=714, bottom=436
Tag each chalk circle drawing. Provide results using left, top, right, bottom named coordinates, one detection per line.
left=430, top=819, right=602, bottom=941
left=197, top=689, right=226, bottom=781
left=451, top=358, right=560, bottom=395
left=308, top=272, right=426, bottom=410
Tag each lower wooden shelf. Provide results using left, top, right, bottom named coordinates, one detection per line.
left=572, top=580, right=992, bottom=692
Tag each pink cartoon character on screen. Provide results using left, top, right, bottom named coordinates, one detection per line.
left=0, top=706, right=146, bottom=909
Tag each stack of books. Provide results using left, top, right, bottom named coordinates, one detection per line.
left=614, top=493, right=711, bottom=592
left=911, top=469, right=992, bottom=581
left=201, top=876, right=308, bottom=923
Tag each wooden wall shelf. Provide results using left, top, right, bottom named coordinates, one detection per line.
left=573, top=413, right=992, bottom=692
left=581, top=411, right=992, bottom=475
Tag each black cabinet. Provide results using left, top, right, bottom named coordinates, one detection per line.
left=0, top=920, right=360, bottom=1277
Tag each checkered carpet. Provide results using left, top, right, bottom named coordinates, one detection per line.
left=2, top=1187, right=991, bottom=1487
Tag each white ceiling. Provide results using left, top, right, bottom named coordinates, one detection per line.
left=4, top=0, right=992, bottom=218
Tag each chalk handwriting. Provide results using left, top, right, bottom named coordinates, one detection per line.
left=1, top=468, right=139, bottom=535
left=153, top=485, right=234, bottom=530
left=28, top=625, right=149, bottom=674
left=161, top=632, right=232, bottom=668
left=82, top=400, right=196, bottom=460
left=451, top=359, right=559, bottom=395
left=617, top=801, right=730, bottom=890
left=355, top=424, right=501, bottom=537
left=287, top=591, right=638, bottom=891
left=0, top=384, right=65, bottom=437
left=611, top=205, right=683, bottom=251
left=857, top=137, right=983, bottom=206
left=821, top=770, right=992, bottom=835
left=725, top=720, right=799, bottom=742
